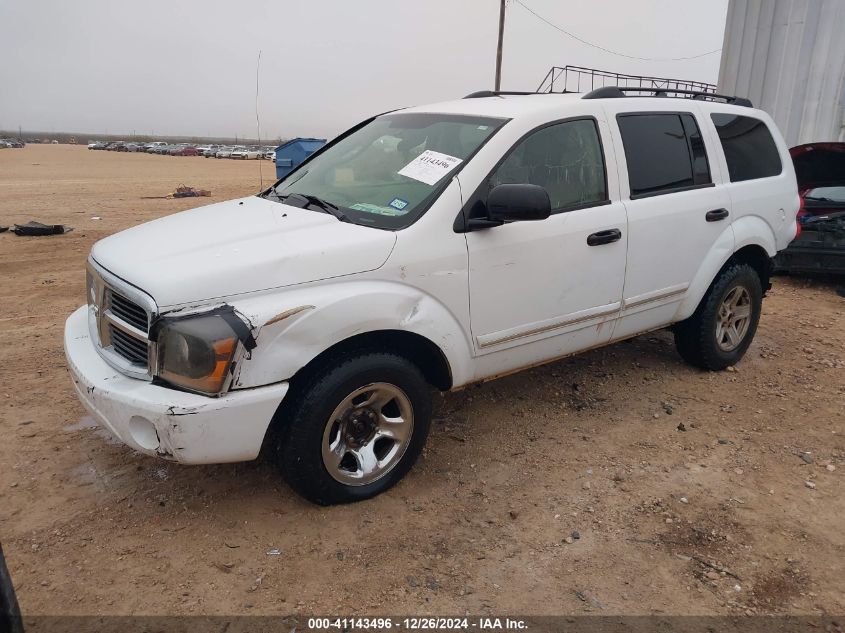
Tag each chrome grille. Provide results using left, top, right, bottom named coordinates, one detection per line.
left=109, top=324, right=149, bottom=366
left=108, top=290, right=149, bottom=333
left=87, top=259, right=157, bottom=379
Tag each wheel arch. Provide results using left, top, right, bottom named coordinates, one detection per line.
left=727, top=244, right=772, bottom=293
left=231, top=280, right=473, bottom=391
left=260, top=328, right=449, bottom=461
left=675, top=225, right=774, bottom=323
left=287, top=329, right=453, bottom=392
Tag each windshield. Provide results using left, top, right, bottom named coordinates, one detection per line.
left=806, top=186, right=845, bottom=203
left=263, top=112, right=508, bottom=229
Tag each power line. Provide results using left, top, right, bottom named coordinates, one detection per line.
left=513, top=0, right=722, bottom=62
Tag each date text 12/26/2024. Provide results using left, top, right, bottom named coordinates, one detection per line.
left=307, top=617, right=528, bottom=631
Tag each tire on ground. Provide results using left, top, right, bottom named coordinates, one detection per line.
left=275, top=351, right=432, bottom=505
left=673, top=262, right=763, bottom=371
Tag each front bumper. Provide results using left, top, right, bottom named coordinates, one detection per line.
left=64, top=306, right=288, bottom=464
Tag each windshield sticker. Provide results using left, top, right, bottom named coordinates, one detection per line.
left=398, top=150, right=463, bottom=186
left=388, top=197, right=409, bottom=211
left=350, top=202, right=404, bottom=216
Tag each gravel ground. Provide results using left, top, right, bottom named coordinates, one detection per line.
left=0, top=145, right=842, bottom=616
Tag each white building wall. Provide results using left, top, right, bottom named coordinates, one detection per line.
left=718, top=0, right=845, bottom=146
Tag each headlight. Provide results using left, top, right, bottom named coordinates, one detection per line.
left=157, top=314, right=240, bottom=395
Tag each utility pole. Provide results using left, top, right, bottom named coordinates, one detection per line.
left=494, top=0, right=506, bottom=91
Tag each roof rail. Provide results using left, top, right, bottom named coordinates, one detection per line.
left=463, top=90, right=553, bottom=99
left=582, top=86, right=753, bottom=107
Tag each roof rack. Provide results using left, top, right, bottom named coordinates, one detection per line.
left=582, top=86, right=753, bottom=108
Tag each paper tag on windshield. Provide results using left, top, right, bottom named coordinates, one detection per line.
left=398, top=150, right=462, bottom=186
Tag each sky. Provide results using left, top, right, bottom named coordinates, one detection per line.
left=0, top=0, right=729, bottom=140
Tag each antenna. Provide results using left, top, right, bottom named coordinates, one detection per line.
left=255, top=50, right=263, bottom=190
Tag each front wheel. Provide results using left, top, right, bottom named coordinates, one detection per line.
left=673, top=263, right=762, bottom=370
left=276, top=352, right=432, bottom=505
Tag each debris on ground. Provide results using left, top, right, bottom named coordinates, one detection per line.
left=0, top=226, right=8, bottom=233
left=141, top=184, right=211, bottom=199
left=11, top=221, right=73, bottom=236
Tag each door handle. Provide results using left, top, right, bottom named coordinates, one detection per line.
left=706, top=208, right=730, bottom=222
left=587, top=228, right=622, bottom=246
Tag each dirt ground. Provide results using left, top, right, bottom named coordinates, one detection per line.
left=0, top=145, right=843, bottom=617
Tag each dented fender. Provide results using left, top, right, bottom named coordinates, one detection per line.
left=229, top=281, right=475, bottom=389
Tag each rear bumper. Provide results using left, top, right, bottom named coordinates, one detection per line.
left=64, top=306, right=288, bottom=464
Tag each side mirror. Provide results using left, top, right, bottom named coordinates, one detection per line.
left=487, top=183, right=551, bottom=222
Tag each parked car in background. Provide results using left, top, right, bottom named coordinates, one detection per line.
left=790, top=143, right=845, bottom=220
left=204, top=146, right=222, bottom=157
left=231, top=147, right=261, bottom=160
left=2, top=139, right=25, bottom=148
left=774, top=142, right=845, bottom=276
left=215, top=146, right=240, bottom=158
left=262, top=147, right=275, bottom=160
left=146, top=142, right=168, bottom=153
left=167, top=143, right=191, bottom=156
left=774, top=211, right=845, bottom=276
left=173, top=146, right=200, bottom=156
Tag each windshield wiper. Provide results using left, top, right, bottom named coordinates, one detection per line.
left=278, top=192, right=350, bottom=222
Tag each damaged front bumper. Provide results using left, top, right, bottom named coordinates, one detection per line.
left=64, top=306, right=288, bottom=464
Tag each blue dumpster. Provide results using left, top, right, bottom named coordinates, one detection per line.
left=274, top=138, right=327, bottom=180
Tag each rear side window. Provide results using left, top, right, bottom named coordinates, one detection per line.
left=617, top=113, right=712, bottom=198
left=711, top=114, right=782, bottom=182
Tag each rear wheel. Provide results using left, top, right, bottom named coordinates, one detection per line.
left=673, top=263, right=762, bottom=370
left=276, top=352, right=432, bottom=505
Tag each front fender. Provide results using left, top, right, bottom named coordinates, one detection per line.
left=230, top=281, right=474, bottom=389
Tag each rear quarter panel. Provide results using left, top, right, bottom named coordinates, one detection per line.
left=703, top=106, right=800, bottom=254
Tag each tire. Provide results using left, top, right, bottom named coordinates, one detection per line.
left=673, top=263, right=762, bottom=370
left=276, top=352, right=432, bottom=505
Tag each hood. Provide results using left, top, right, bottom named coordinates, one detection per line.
left=92, top=196, right=396, bottom=307
left=790, top=143, right=845, bottom=190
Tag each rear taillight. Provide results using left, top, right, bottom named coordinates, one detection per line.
left=796, top=195, right=806, bottom=220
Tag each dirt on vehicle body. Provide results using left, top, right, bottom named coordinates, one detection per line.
left=0, top=145, right=842, bottom=616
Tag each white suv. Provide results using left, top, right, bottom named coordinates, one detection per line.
left=64, top=88, right=799, bottom=504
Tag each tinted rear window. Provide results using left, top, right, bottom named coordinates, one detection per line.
left=711, top=114, right=782, bottom=182
left=617, top=113, right=712, bottom=198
